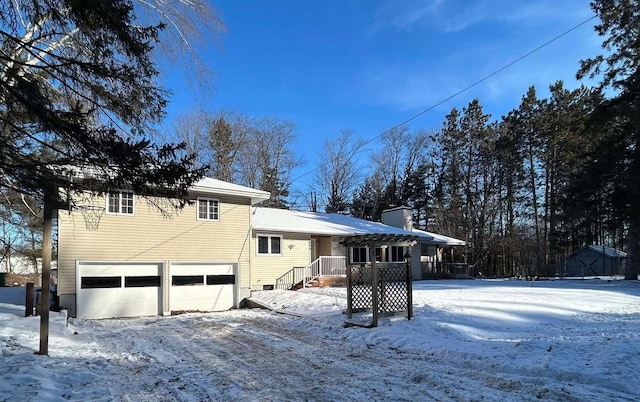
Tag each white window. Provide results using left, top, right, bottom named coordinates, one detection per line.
left=351, top=247, right=368, bottom=264
left=257, top=235, right=282, bottom=255
left=197, top=198, right=219, bottom=221
left=107, top=191, right=134, bottom=215
left=350, top=246, right=404, bottom=263
left=389, top=246, right=406, bottom=262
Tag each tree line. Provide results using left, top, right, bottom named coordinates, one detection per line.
left=343, top=83, right=606, bottom=279
left=324, top=0, right=639, bottom=280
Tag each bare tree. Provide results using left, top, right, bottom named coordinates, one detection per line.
left=314, top=130, right=363, bottom=213
left=373, top=127, right=409, bottom=197
left=369, top=127, right=430, bottom=206
left=135, top=0, right=225, bottom=91
left=237, top=117, right=302, bottom=208
left=171, top=110, right=212, bottom=174
left=168, top=112, right=302, bottom=206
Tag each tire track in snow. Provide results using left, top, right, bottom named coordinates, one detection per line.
left=76, top=310, right=625, bottom=402
left=85, top=312, right=468, bottom=401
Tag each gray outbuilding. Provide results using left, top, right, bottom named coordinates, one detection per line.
left=565, top=245, right=626, bottom=277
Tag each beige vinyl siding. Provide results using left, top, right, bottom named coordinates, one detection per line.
left=58, top=193, right=252, bottom=296
left=250, top=232, right=311, bottom=289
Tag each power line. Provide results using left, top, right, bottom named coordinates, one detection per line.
left=290, top=14, right=598, bottom=184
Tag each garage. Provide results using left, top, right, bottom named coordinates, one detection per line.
left=76, top=261, right=163, bottom=319
left=170, top=262, right=236, bottom=313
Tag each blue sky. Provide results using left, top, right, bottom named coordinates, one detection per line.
left=162, top=0, right=601, bottom=194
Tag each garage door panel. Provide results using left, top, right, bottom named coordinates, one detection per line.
left=79, top=287, right=161, bottom=319
left=171, top=263, right=233, bottom=276
left=80, top=262, right=161, bottom=277
left=170, top=263, right=236, bottom=312
left=77, top=262, right=162, bottom=319
left=171, top=284, right=234, bottom=312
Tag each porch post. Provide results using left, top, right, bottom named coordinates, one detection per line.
left=405, top=251, right=413, bottom=320
left=370, top=241, right=378, bottom=328
left=346, top=264, right=352, bottom=319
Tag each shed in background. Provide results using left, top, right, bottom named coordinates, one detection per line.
left=565, top=245, right=626, bottom=277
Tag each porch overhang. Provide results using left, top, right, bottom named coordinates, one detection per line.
left=340, top=234, right=420, bottom=247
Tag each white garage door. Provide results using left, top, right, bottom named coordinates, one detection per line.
left=170, top=262, right=236, bottom=313
left=77, top=262, right=162, bottom=319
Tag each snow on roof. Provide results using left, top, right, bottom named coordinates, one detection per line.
left=252, top=207, right=437, bottom=240
left=190, top=178, right=270, bottom=205
left=587, top=245, right=627, bottom=258
left=413, top=229, right=466, bottom=246
left=59, top=166, right=271, bottom=205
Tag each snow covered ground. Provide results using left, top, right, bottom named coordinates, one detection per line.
left=1, top=279, right=639, bottom=401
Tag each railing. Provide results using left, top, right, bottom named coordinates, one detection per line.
left=446, top=263, right=474, bottom=277
left=303, top=256, right=347, bottom=288
left=421, top=262, right=474, bottom=278
left=275, top=266, right=307, bottom=290
left=274, top=256, right=347, bottom=290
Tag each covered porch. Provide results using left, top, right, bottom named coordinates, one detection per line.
left=414, top=231, right=469, bottom=279
left=275, top=233, right=420, bottom=290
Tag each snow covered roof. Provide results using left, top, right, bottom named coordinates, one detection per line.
left=252, top=207, right=440, bottom=241
left=189, top=178, right=270, bottom=205
left=587, top=245, right=627, bottom=258
left=59, top=165, right=271, bottom=205
left=413, top=229, right=466, bottom=246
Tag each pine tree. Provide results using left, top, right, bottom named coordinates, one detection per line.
left=351, top=173, right=386, bottom=221
left=432, top=108, right=465, bottom=242
left=209, top=117, right=237, bottom=182
left=540, top=82, right=601, bottom=271
left=495, top=113, right=527, bottom=276
left=577, top=0, right=640, bottom=279
left=403, top=162, right=432, bottom=229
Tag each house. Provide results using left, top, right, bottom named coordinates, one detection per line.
left=57, top=178, right=270, bottom=319
left=565, top=245, right=626, bottom=277
left=251, top=205, right=465, bottom=289
left=58, top=176, right=465, bottom=319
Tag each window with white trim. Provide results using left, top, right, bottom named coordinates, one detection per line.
left=257, top=235, right=282, bottom=255
left=351, top=247, right=368, bottom=264
left=197, top=198, right=219, bottom=221
left=107, top=191, right=134, bottom=215
left=350, top=246, right=405, bottom=263
left=390, top=246, right=406, bottom=262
